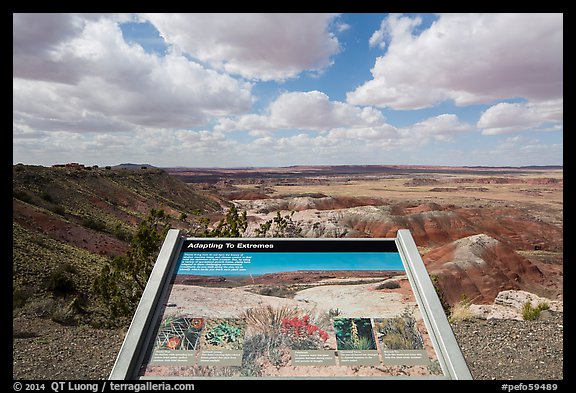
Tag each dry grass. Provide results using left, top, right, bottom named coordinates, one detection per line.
left=449, top=299, right=476, bottom=323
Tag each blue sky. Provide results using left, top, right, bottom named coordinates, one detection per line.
left=13, top=13, right=563, bottom=167
left=177, top=252, right=405, bottom=276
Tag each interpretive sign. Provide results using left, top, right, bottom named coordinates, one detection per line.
left=110, top=229, right=472, bottom=379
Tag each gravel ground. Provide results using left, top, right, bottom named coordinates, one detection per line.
left=12, top=316, right=124, bottom=380
left=451, top=310, right=564, bottom=380
left=13, top=311, right=564, bottom=380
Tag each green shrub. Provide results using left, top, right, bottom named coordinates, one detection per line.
left=40, top=191, right=54, bottom=203
left=430, top=273, right=451, bottom=316
left=93, top=208, right=170, bottom=322
left=522, top=302, right=550, bottom=321
left=375, top=312, right=424, bottom=350
left=254, top=211, right=302, bottom=238
left=13, top=190, right=32, bottom=203
left=49, top=205, right=66, bottom=216
left=81, top=216, right=107, bottom=232
left=113, top=223, right=132, bottom=241
left=47, top=264, right=77, bottom=295
left=13, top=287, right=34, bottom=310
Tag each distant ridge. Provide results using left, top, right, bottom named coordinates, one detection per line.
left=165, top=164, right=562, bottom=184
left=464, top=165, right=562, bottom=170
left=113, top=163, right=157, bottom=170
left=163, top=164, right=562, bottom=171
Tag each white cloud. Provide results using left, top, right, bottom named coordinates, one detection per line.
left=268, top=91, right=385, bottom=130
left=478, top=99, right=563, bottom=135
left=217, top=91, right=387, bottom=133
left=141, top=13, right=342, bottom=81
left=348, top=13, right=563, bottom=109
left=212, top=92, right=473, bottom=165
left=13, top=13, right=561, bottom=168
left=13, top=14, right=254, bottom=135
left=336, top=22, right=351, bottom=33
left=327, top=125, right=398, bottom=141
left=368, top=13, right=421, bottom=50
left=400, top=114, right=472, bottom=142
left=214, top=92, right=472, bottom=158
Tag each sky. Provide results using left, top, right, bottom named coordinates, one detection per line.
left=13, top=13, right=563, bottom=168
left=177, top=252, right=405, bottom=276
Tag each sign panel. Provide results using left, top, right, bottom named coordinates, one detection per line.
left=110, top=230, right=472, bottom=380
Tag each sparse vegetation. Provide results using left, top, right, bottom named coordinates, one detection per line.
left=202, top=205, right=248, bottom=237
left=47, top=263, right=77, bottom=295
left=81, top=216, right=107, bottom=232
left=328, top=307, right=341, bottom=317
left=40, top=191, right=55, bottom=203
left=13, top=189, right=32, bottom=203
left=254, top=211, right=303, bottom=238
left=449, top=297, right=475, bottom=322
left=522, top=301, right=550, bottom=321
left=13, top=164, right=224, bottom=327
left=48, top=204, right=66, bottom=216
left=93, top=208, right=170, bottom=323
left=430, top=273, right=451, bottom=317
left=257, top=285, right=299, bottom=298
left=12, top=221, right=111, bottom=326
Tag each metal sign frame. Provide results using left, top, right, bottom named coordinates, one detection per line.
left=110, top=229, right=472, bottom=380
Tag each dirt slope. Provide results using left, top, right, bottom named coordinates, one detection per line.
left=12, top=165, right=223, bottom=327
left=422, top=234, right=559, bottom=306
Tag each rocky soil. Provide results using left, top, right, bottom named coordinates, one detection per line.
left=451, top=310, right=564, bottom=380
left=12, top=316, right=124, bottom=380
left=13, top=311, right=563, bottom=380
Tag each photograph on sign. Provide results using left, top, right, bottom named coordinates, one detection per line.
left=136, top=239, right=446, bottom=378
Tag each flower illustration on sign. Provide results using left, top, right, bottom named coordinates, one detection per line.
left=167, top=336, right=180, bottom=350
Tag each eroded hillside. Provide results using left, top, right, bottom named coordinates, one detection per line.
left=12, top=164, right=223, bottom=326
left=174, top=165, right=563, bottom=307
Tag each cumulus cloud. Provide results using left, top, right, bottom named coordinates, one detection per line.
left=327, top=125, right=398, bottom=141
left=14, top=13, right=559, bottom=167
left=211, top=89, right=473, bottom=165
left=267, top=91, right=385, bottom=130
left=400, top=114, right=472, bottom=142
left=368, top=13, right=421, bottom=50
left=216, top=91, right=387, bottom=133
left=215, top=90, right=472, bottom=150
left=348, top=13, right=563, bottom=109
left=13, top=13, right=84, bottom=83
left=478, top=99, right=563, bottom=135
left=141, top=13, right=342, bottom=81
left=13, top=14, right=254, bottom=134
